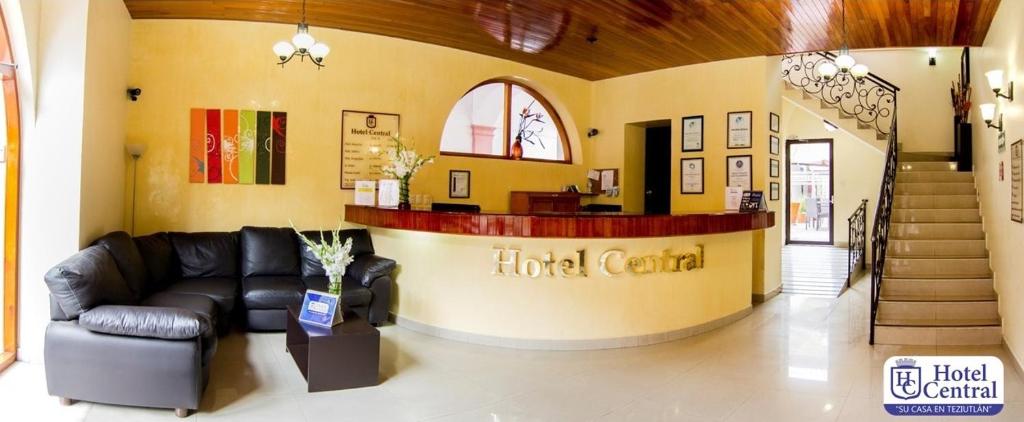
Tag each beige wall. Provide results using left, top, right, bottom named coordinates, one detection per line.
left=846, top=48, right=962, bottom=153
left=80, top=0, right=130, bottom=242
left=590, top=56, right=782, bottom=296
left=781, top=99, right=885, bottom=246
left=969, top=0, right=1024, bottom=371
left=9, top=0, right=132, bottom=363
left=126, top=20, right=592, bottom=233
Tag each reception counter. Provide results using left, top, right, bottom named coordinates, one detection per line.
left=345, top=205, right=775, bottom=350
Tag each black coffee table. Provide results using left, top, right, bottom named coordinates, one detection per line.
left=286, top=304, right=380, bottom=392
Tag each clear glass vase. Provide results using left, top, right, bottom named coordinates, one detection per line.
left=328, top=273, right=342, bottom=296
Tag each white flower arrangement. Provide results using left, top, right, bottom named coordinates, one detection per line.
left=292, top=224, right=354, bottom=295
left=380, top=134, right=434, bottom=181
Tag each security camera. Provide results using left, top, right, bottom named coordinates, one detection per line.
left=127, top=87, right=142, bottom=101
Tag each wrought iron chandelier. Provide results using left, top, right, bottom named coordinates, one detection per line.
left=817, top=0, right=868, bottom=82
left=272, top=0, right=329, bottom=69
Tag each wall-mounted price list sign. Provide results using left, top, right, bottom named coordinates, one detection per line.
left=340, top=111, right=400, bottom=189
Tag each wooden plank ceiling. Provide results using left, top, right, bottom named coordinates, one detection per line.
left=123, top=0, right=1001, bottom=80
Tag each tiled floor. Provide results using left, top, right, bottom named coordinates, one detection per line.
left=2, top=274, right=1022, bottom=421
left=782, top=245, right=850, bottom=296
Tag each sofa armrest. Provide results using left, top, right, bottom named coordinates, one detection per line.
left=79, top=305, right=209, bottom=340
left=347, top=254, right=396, bottom=287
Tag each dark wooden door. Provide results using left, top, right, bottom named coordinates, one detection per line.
left=644, top=126, right=671, bottom=215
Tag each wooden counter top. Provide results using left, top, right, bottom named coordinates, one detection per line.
left=344, top=205, right=775, bottom=238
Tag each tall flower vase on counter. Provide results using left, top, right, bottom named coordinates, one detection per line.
left=398, top=175, right=411, bottom=210
left=380, top=134, right=434, bottom=210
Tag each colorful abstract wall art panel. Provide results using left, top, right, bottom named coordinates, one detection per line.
left=256, top=111, right=272, bottom=185
left=239, top=110, right=256, bottom=184
left=189, top=108, right=286, bottom=185
left=188, top=109, right=206, bottom=182
left=222, top=109, right=240, bottom=184
left=271, top=112, right=287, bottom=185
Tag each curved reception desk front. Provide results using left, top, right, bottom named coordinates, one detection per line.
left=345, top=205, right=775, bottom=350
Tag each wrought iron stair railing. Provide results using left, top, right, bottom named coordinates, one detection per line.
left=781, top=52, right=900, bottom=137
left=869, top=116, right=898, bottom=345
left=847, top=199, right=868, bottom=287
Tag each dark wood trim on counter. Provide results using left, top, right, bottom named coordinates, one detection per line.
left=345, top=205, right=775, bottom=238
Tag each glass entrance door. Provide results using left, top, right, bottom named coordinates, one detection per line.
left=786, top=139, right=834, bottom=245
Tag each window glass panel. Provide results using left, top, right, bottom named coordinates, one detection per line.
left=440, top=82, right=505, bottom=156
left=510, top=85, right=564, bottom=161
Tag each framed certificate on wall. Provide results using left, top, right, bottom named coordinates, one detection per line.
left=727, top=111, right=752, bottom=149
left=681, top=115, right=703, bottom=152
left=680, top=158, right=704, bottom=194
left=770, top=112, right=780, bottom=133
left=770, top=135, right=780, bottom=155
left=770, top=158, right=780, bottom=178
left=770, top=182, right=780, bottom=201
left=727, top=155, right=752, bottom=191
left=449, top=170, right=470, bottom=198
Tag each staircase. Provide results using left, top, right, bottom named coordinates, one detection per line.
left=873, top=157, right=1001, bottom=345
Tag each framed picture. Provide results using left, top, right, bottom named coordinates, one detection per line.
left=769, top=112, right=780, bottom=133
left=999, top=131, right=1006, bottom=153
left=1012, top=140, right=1022, bottom=223
left=726, top=155, right=753, bottom=191
left=681, top=115, right=704, bottom=152
left=770, top=158, right=780, bottom=178
left=449, top=170, right=470, bottom=198
left=770, top=182, right=780, bottom=201
left=680, top=157, right=704, bottom=194
left=770, top=135, right=780, bottom=155
left=727, top=111, right=752, bottom=149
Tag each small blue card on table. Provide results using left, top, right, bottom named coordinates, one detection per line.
left=298, top=290, right=342, bottom=328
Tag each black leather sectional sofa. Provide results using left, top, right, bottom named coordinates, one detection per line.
left=41, top=226, right=394, bottom=416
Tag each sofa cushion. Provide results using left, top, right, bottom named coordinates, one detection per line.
left=164, top=277, right=238, bottom=316
left=347, top=255, right=396, bottom=287
left=302, top=276, right=373, bottom=307
left=242, top=276, right=305, bottom=309
left=94, top=231, right=149, bottom=301
left=240, top=227, right=300, bottom=277
left=79, top=305, right=210, bottom=340
left=142, top=291, right=219, bottom=327
left=44, top=246, right=136, bottom=319
left=133, top=232, right=179, bottom=289
left=298, top=229, right=374, bottom=277
left=170, top=232, right=239, bottom=278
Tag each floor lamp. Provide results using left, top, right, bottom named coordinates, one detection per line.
left=125, top=144, right=146, bottom=236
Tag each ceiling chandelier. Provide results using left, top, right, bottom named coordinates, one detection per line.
left=817, top=0, right=868, bottom=82
left=272, top=0, right=329, bottom=69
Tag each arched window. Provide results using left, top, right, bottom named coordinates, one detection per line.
left=440, top=79, right=570, bottom=163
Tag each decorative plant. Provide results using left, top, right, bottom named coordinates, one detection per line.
left=379, top=134, right=434, bottom=207
left=515, top=100, right=548, bottom=149
left=951, top=75, right=971, bottom=121
left=292, top=223, right=354, bottom=296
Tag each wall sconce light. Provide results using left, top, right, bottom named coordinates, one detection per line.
left=985, top=70, right=1014, bottom=102
left=980, top=103, right=1004, bottom=131
left=927, top=48, right=937, bottom=66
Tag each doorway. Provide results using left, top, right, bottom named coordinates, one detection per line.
left=643, top=126, right=671, bottom=215
left=786, top=139, right=833, bottom=245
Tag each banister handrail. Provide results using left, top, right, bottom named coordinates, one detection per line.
left=869, top=115, right=899, bottom=345
left=847, top=199, right=868, bottom=288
